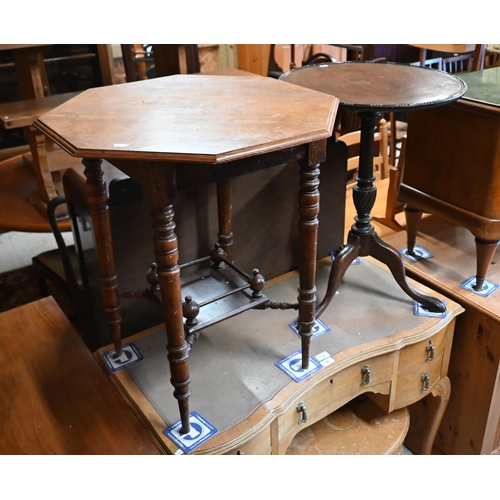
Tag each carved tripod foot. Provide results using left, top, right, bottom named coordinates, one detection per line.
left=370, top=233, right=446, bottom=313
left=315, top=235, right=361, bottom=319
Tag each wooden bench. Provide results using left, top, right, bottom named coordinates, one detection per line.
left=0, top=296, right=161, bottom=454
left=0, top=91, right=83, bottom=220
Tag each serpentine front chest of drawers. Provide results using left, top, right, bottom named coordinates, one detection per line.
left=95, top=258, right=462, bottom=454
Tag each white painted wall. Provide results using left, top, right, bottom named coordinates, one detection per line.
left=0, top=230, right=74, bottom=274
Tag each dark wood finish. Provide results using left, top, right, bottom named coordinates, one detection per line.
left=83, top=158, right=123, bottom=356
left=281, top=61, right=466, bottom=316
left=121, top=44, right=201, bottom=82
left=153, top=44, right=200, bottom=76
left=0, top=297, right=161, bottom=454
left=281, top=62, right=466, bottom=111
left=0, top=44, right=116, bottom=97
left=216, top=180, right=233, bottom=262
left=62, top=141, right=348, bottom=351
left=121, top=44, right=146, bottom=82
left=34, top=74, right=339, bottom=433
left=297, top=142, right=323, bottom=367
left=399, top=67, right=500, bottom=291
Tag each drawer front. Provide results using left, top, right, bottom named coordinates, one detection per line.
left=393, top=349, right=444, bottom=408
left=393, top=327, right=449, bottom=410
left=277, top=352, right=394, bottom=453
left=223, top=425, right=271, bottom=455
left=398, top=326, right=448, bottom=368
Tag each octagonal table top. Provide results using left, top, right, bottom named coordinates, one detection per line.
left=34, top=74, right=339, bottom=164
left=281, top=61, right=467, bottom=112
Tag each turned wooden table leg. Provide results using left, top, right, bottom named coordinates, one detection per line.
left=83, top=158, right=123, bottom=356
left=151, top=204, right=191, bottom=434
left=297, top=141, right=324, bottom=369
left=122, top=160, right=192, bottom=433
left=216, top=180, right=234, bottom=262
left=421, top=376, right=451, bottom=455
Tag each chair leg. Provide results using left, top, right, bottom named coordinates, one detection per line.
left=474, top=238, right=500, bottom=291
left=404, top=206, right=423, bottom=256
left=35, top=271, right=49, bottom=297
left=389, top=113, right=397, bottom=167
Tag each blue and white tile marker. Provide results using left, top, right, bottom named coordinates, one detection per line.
left=101, top=343, right=144, bottom=372
left=460, top=276, right=499, bottom=297
left=164, top=412, right=218, bottom=454
left=276, top=349, right=322, bottom=383
left=399, top=245, right=434, bottom=263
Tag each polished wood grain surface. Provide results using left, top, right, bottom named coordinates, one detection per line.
left=33, top=71, right=340, bottom=433
left=382, top=215, right=500, bottom=454
left=0, top=91, right=81, bottom=130
left=281, top=61, right=466, bottom=111
left=281, top=61, right=464, bottom=316
left=400, top=69, right=500, bottom=290
left=34, top=74, right=338, bottom=163
left=0, top=297, right=161, bottom=454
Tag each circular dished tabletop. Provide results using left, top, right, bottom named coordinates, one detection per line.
left=280, top=61, right=467, bottom=112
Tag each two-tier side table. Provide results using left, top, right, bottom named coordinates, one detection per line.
left=34, top=74, right=339, bottom=434
left=281, top=61, right=467, bottom=316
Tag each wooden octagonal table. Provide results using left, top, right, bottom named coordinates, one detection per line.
left=34, top=74, right=339, bottom=434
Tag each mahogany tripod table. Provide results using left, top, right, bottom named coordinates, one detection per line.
left=281, top=61, right=467, bottom=316
left=34, top=74, right=339, bottom=434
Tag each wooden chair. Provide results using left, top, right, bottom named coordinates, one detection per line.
left=121, top=44, right=155, bottom=81
left=410, top=44, right=486, bottom=72
left=0, top=91, right=83, bottom=221
left=442, top=53, right=473, bottom=73
left=268, top=44, right=338, bottom=78
left=339, top=117, right=390, bottom=185
left=485, top=47, right=500, bottom=68
left=121, top=44, right=201, bottom=82
left=386, top=57, right=443, bottom=167
left=32, top=195, right=82, bottom=306
left=340, top=118, right=406, bottom=233
left=410, top=57, right=443, bottom=70
left=372, top=135, right=407, bottom=232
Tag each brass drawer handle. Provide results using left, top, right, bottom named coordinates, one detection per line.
left=297, top=401, right=308, bottom=423
left=421, top=372, right=430, bottom=391
left=426, top=341, right=435, bottom=361
left=361, top=365, right=371, bottom=385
